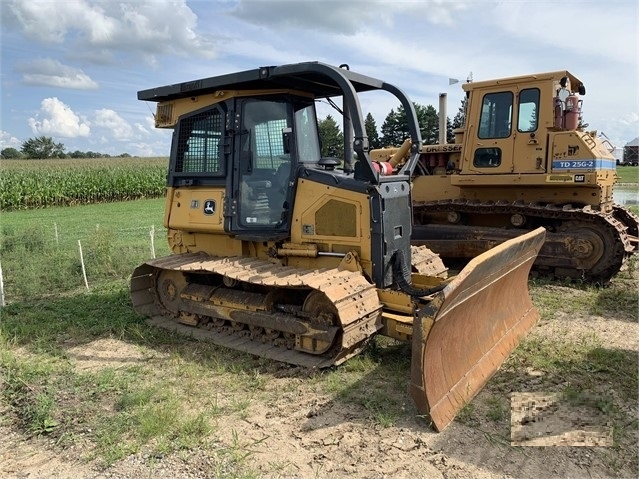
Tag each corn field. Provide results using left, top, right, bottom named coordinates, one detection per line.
left=0, top=157, right=168, bottom=210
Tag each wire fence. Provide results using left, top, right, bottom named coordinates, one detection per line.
left=0, top=223, right=170, bottom=305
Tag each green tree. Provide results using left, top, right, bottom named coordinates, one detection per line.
left=446, top=117, right=455, bottom=143
left=1, top=147, right=22, bottom=159
left=379, top=108, right=404, bottom=147
left=420, top=104, right=440, bottom=145
left=20, top=136, right=65, bottom=159
left=452, top=96, right=468, bottom=130
left=380, top=103, right=441, bottom=146
left=364, top=113, right=381, bottom=149
left=318, top=115, right=344, bottom=159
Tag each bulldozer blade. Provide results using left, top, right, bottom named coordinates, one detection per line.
left=409, top=227, right=546, bottom=431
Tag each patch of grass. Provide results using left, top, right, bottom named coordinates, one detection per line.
left=507, top=334, right=637, bottom=397
left=0, top=282, right=145, bottom=354
left=593, top=280, right=639, bottom=319
left=0, top=347, right=66, bottom=436
left=485, top=396, right=506, bottom=422
left=615, top=166, right=639, bottom=184
left=529, top=280, right=597, bottom=318
left=530, top=277, right=638, bottom=321
left=562, top=386, right=616, bottom=415
left=455, top=403, right=478, bottom=426
left=0, top=284, right=246, bottom=468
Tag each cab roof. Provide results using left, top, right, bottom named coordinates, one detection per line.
left=138, top=62, right=386, bottom=102
left=461, top=70, right=583, bottom=92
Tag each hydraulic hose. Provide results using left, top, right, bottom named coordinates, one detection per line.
left=392, top=249, right=449, bottom=297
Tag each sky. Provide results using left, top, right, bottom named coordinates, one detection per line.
left=1, top=0, right=638, bottom=157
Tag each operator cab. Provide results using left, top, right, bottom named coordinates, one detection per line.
left=171, top=94, right=321, bottom=240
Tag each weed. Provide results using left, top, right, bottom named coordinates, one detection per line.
left=212, top=430, right=265, bottom=478
left=485, top=396, right=505, bottom=422
left=455, top=403, right=477, bottom=425
left=230, top=396, right=252, bottom=420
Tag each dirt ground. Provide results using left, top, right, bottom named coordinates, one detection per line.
left=2, top=301, right=637, bottom=479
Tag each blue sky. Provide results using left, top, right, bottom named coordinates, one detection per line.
left=1, top=0, right=637, bottom=157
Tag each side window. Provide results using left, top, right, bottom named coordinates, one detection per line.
left=175, top=108, right=225, bottom=175
left=295, top=105, right=321, bottom=163
left=478, top=92, right=513, bottom=139
left=254, top=119, right=288, bottom=167
left=518, top=88, right=539, bottom=133
left=473, top=147, right=502, bottom=168
left=242, top=100, right=290, bottom=171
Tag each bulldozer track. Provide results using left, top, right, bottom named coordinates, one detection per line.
left=413, top=199, right=636, bottom=282
left=130, top=253, right=383, bottom=368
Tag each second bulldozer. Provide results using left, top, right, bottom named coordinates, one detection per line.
left=371, top=70, right=638, bottom=282
left=131, top=62, right=545, bottom=431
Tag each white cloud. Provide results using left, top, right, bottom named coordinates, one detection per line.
left=28, top=97, right=91, bottom=138
left=0, top=130, right=22, bottom=149
left=598, top=112, right=639, bottom=148
left=94, top=109, right=133, bottom=140
left=230, top=0, right=469, bottom=32
left=6, top=0, right=216, bottom=64
left=489, top=2, right=637, bottom=67
left=17, top=58, right=98, bottom=89
left=135, top=123, right=149, bottom=135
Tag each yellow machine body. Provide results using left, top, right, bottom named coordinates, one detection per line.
left=131, top=62, right=545, bottom=431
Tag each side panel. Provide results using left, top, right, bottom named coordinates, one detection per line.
left=370, top=181, right=413, bottom=288
left=167, top=187, right=226, bottom=233
left=290, top=178, right=372, bottom=271
left=412, top=175, right=461, bottom=203
left=550, top=131, right=617, bottom=172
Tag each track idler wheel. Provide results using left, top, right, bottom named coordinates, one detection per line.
left=298, top=291, right=339, bottom=354
left=156, top=270, right=188, bottom=315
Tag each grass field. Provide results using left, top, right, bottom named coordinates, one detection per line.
left=0, top=198, right=170, bottom=299
left=616, top=165, right=639, bottom=184
left=0, top=201, right=637, bottom=476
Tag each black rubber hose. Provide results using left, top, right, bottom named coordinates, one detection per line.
left=392, top=249, right=449, bottom=297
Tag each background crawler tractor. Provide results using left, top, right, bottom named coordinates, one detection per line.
left=372, top=71, right=638, bottom=282
left=131, top=62, right=545, bottom=431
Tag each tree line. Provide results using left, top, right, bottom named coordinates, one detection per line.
left=319, top=99, right=467, bottom=158
left=1, top=136, right=132, bottom=160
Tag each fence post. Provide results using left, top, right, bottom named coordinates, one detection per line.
left=150, top=225, right=156, bottom=259
left=78, top=240, right=89, bottom=290
left=0, top=260, right=5, bottom=307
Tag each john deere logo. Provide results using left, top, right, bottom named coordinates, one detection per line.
left=203, top=199, right=216, bottom=215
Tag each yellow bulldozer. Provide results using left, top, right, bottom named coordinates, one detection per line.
left=131, top=62, right=545, bottom=431
left=372, top=70, right=638, bottom=282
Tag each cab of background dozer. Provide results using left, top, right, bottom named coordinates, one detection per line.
left=374, top=71, right=617, bottom=210
left=139, top=63, right=423, bottom=289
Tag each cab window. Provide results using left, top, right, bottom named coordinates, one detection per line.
left=175, top=107, right=225, bottom=175
left=473, top=147, right=502, bottom=168
left=478, top=92, right=513, bottom=139
left=517, top=88, right=540, bottom=133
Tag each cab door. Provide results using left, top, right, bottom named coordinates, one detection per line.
left=511, top=88, right=546, bottom=173
left=466, top=90, right=515, bottom=174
